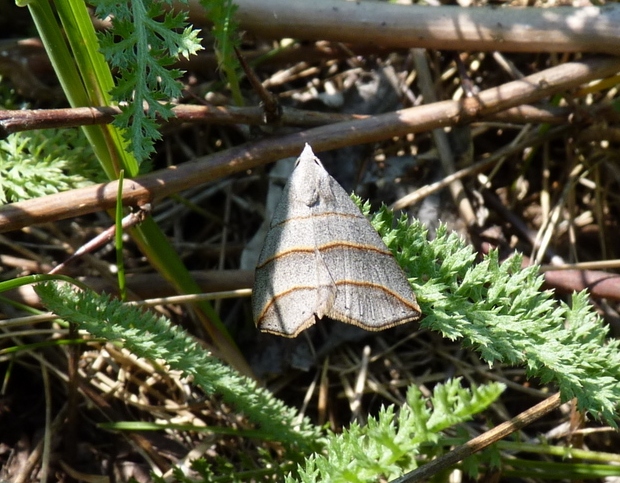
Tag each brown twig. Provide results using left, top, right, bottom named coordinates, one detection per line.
left=390, top=125, right=570, bottom=211
left=412, top=48, right=477, bottom=226
left=1, top=56, right=619, bottom=233
left=187, top=0, right=620, bottom=55
left=234, top=46, right=282, bottom=124
left=389, top=393, right=562, bottom=483
left=0, top=103, right=579, bottom=136
left=542, top=269, right=620, bottom=302
left=48, top=205, right=151, bottom=275
left=0, top=104, right=365, bottom=135
left=3, top=270, right=254, bottom=307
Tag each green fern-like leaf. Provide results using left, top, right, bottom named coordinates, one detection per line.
left=93, top=0, right=203, bottom=162
left=427, top=380, right=503, bottom=432
left=199, top=0, right=243, bottom=106
left=0, top=129, right=103, bottom=203
left=369, top=208, right=620, bottom=426
left=290, top=380, right=505, bottom=482
left=34, top=282, right=323, bottom=458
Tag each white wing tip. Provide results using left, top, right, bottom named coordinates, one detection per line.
left=301, top=143, right=314, bottom=158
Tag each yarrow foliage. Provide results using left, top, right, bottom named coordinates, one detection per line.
left=0, top=129, right=101, bottom=203
left=290, top=381, right=505, bottom=482
left=34, top=282, right=323, bottom=457
left=366, top=204, right=620, bottom=426
left=33, top=204, right=620, bottom=479
left=93, top=0, right=203, bottom=162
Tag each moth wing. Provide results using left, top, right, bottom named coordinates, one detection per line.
left=307, top=155, right=421, bottom=329
left=252, top=149, right=337, bottom=337
left=252, top=144, right=421, bottom=337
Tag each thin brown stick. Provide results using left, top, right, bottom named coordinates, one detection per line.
left=412, top=48, right=477, bottom=226
left=390, top=126, right=569, bottom=210
left=1, top=56, right=619, bottom=233
left=0, top=103, right=578, bottom=136
left=542, top=269, right=620, bottom=301
left=234, top=46, right=282, bottom=124
left=48, top=205, right=150, bottom=275
left=187, top=0, right=620, bottom=55
left=0, top=103, right=580, bottom=136
left=0, top=104, right=364, bottom=135
left=390, top=393, right=563, bottom=483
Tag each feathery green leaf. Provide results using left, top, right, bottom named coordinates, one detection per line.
left=34, top=282, right=323, bottom=457
left=370, top=208, right=620, bottom=426
left=93, top=0, right=203, bottom=162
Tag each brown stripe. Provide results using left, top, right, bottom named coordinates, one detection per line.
left=256, top=242, right=393, bottom=268
left=333, top=280, right=419, bottom=307
left=257, top=280, right=419, bottom=322
left=256, top=285, right=318, bottom=321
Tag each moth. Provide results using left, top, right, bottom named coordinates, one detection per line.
left=252, top=144, right=421, bottom=337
